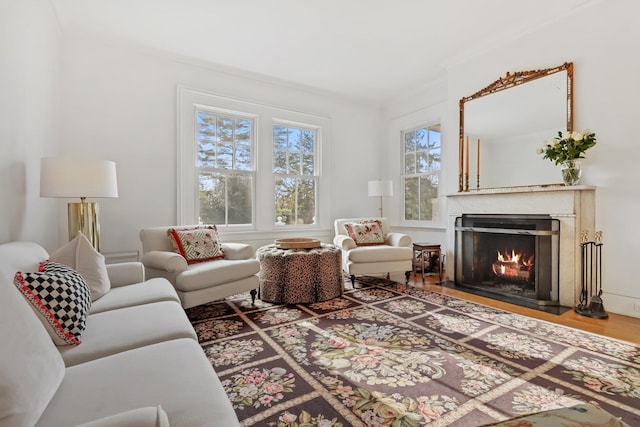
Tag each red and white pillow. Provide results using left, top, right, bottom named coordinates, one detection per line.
left=343, top=220, right=386, bottom=246
left=14, top=261, right=92, bottom=346
left=167, top=226, right=225, bottom=264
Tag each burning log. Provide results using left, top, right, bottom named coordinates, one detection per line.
left=491, top=249, right=534, bottom=282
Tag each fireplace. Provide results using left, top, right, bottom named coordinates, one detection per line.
left=446, top=186, right=595, bottom=308
left=455, top=214, right=560, bottom=305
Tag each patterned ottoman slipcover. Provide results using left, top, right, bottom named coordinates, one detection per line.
left=257, top=244, right=343, bottom=304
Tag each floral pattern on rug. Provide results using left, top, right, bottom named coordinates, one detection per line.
left=310, top=322, right=445, bottom=387
left=538, top=322, right=640, bottom=364
left=315, top=372, right=460, bottom=426
left=482, top=331, right=555, bottom=361
left=422, top=311, right=484, bottom=336
left=203, top=338, right=265, bottom=368
left=251, top=307, right=306, bottom=326
left=562, top=356, right=640, bottom=400
left=222, top=366, right=296, bottom=410
left=269, top=320, right=318, bottom=366
left=188, top=276, right=640, bottom=426
left=348, top=287, right=398, bottom=303
left=448, top=348, right=520, bottom=397
left=194, top=318, right=245, bottom=342
left=510, top=384, right=585, bottom=414
left=380, top=297, right=429, bottom=316
left=267, top=408, right=346, bottom=427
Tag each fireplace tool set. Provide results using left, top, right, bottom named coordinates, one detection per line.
left=575, top=231, right=608, bottom=319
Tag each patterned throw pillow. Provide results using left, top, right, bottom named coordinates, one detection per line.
left=343, top=220, right=386, bottom=246
left=14, top=262, right=92, bottom=346
left=167, top=226, right=225, bottom=264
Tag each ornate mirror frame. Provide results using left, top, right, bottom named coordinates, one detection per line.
left=458, top=62, right=574, bottom=191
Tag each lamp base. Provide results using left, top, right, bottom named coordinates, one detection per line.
left=68, top=201, right=100, bottom=251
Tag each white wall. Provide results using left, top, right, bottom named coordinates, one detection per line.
left=0, top=0, right=60, bottom=247
left=58, top=38, right=383, bottom=255
left=383, top=0, right=640, bottom=317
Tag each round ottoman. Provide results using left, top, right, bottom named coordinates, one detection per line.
left=257, top=243, right=343, bottom=304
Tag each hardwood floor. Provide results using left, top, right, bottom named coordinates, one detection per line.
left=408, top=273, right=640, bottom=346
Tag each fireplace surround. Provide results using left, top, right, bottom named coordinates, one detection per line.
left=446, top=185, right=595, bottom=308
left=454, top=214, right=560, bottom=305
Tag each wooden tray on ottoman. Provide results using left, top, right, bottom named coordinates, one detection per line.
left=274, top=238, right=321, bottom=249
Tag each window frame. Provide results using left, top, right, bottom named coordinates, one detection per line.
left=195, top=106, right=257, bottom=227
left=272, top=119, right=320, bottom=227
left=177, top=86, right=332, bottom=233
left=401, top=122, right=442, bottom=226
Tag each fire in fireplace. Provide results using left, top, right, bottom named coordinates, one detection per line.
left=455, top=214, right=560, bottom=305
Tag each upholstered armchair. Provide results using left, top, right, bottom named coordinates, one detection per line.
left=140, top=225, right=260, bottom=308
left=333, top=217, right=413, bottom=286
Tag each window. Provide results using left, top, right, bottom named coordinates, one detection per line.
left=402, top=124, right=441, bottom=222
left=196, top=109, right=254, bottom=225
left=178, top=87, right=331, bottom=232
left=273, top=124, right=317, bottom=225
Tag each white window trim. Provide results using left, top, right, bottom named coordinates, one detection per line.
left=387, top=102, right=446, bottom=229
left=177, top=86, right=332, bottom=232
left=401, top=123, right=441, bottom=224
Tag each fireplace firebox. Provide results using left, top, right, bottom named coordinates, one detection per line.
left=455, top=214, right=560, bottom=305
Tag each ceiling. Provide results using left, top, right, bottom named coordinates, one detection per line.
left=50, top=0, right=597, bottom=103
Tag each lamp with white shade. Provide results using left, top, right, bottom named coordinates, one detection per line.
left=368, top=180, right=393, bottom=217
left=40, top=157, right=118, bottom=251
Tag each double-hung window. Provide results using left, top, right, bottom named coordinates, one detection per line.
left=402, top=124, right=441, bottom=222
left=273, top=123, right=317, bottom=225
left=178, top=87, right=330, bottom=231
left=195, top=108, right=255, bottom=226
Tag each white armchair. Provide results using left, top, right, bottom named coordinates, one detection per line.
left=333, top=218, right=413, bottom=286
left=140, top=225, right=260, bottom=308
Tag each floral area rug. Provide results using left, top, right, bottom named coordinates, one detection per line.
left=185, top=276, right=640, bottom=426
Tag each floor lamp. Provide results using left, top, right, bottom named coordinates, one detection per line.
left=40, top=157, right=118, bottom=251
left=368, top=180, right=393, bottom=217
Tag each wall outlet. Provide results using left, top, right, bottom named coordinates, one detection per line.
left=634, top=303, right=640, bottom=313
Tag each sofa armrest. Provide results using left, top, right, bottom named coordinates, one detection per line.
left=221, top=242, right=254, bottom=260
left=333, top=234, right=356, bottom=250
left=386, top=232, right=412, bottom=247
left=106, top=262, right=145, bottom=288
left=141, top=251, right=188, bottom=273
left=74, top=406, right=170, bottom=427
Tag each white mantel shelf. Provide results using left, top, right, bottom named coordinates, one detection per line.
left=447, top=184, right=595, bottom=197
left=445, top=185, right=596, bottom=308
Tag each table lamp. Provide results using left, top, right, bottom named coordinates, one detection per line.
left=368, top=180, right=393, bottom=217
left=40, top=157, right=118, bottom=251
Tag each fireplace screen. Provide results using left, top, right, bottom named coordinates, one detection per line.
left=455, top=214, right=560, bottom=304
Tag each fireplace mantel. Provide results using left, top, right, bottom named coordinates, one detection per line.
left=446, top=185, right=596, bottom=307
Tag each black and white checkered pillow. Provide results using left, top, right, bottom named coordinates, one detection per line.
left=14, top=263, right=92, bottom=346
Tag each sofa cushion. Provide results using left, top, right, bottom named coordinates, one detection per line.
left=343, top=220, right=386, bottom=246
left=36, top=339, right=240, bottom=427
left=59, top=301, right=197, bottom=366
left=14, top=264, right=92, bottom=346
left=89, top=278, right=180, bottom=314
left=167, top=226, right=225, bottom=264
left=0, top=242, right=65, bottom=427
left=175, top=258, right=260, bottom=292
left=348, top=245, right=414, bottom=263
left=75, top=406, right=170, bottom=427
left=49, top=233, right=111, bottom=301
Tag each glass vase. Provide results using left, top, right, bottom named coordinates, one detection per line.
left=561, top=159, right=582, bottom=186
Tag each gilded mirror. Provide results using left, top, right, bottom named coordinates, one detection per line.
left=458, top=62, right=573, bottom=191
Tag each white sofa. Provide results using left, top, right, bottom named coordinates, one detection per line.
left=333, top=217, right=413, bottom=286
left=140, top=225, right=260, bottom=308
left=0, top=241, right=239, bottom=427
